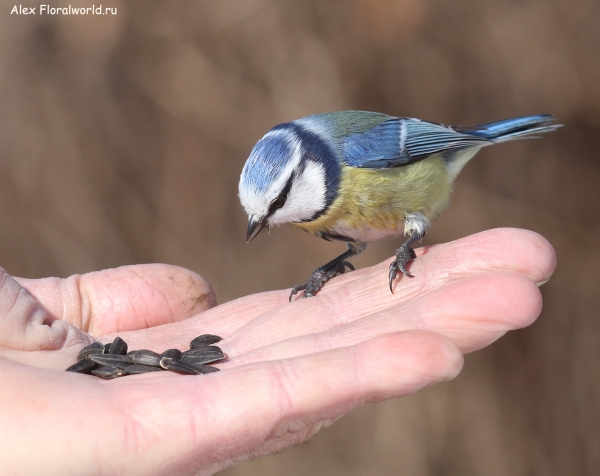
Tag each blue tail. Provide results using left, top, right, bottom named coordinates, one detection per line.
left=461, top=115, right=561, bottom=143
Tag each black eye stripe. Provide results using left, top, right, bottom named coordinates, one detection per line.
left=267, top=174, right=294, bottom=216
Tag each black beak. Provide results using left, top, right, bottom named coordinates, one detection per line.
left=246, top=215, right=268, bottom=243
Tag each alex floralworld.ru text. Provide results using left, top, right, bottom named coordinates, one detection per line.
left=11, top=4, right=117, bottom=15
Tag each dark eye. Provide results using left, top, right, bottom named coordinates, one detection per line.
left=271, top=194, right=286, bottom=211
left=268, top=174, right=293, bottom=216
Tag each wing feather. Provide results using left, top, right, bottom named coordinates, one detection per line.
left=342, top=118, right=490, bottom=169
left=297, top=112, right=493, bottom=170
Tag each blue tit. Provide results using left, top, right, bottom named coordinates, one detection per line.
left=238, top=111, right=560, bottom=299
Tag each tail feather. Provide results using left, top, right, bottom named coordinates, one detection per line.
left=458, top=115, right=561, bottom=143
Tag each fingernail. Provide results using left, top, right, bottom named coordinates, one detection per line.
left=536, top=277, right=550, bottom=287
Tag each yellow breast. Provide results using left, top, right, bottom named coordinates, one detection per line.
left=294, top=155, right=453, bottom=240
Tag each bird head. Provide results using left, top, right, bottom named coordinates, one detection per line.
left=239, top=124, right=333, bottom=242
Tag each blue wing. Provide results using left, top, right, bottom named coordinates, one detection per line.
left=342, top=118, right=490, bottom=169
left=343, top=119, right=406, bottom=168
left=402, top=120, right=490, bottom=159
left=302, top=112, right=557, bottom=170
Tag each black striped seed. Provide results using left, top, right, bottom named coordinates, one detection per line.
left=181, top=353, right=224, bottom=366
left=66, top=359, right=97, bottom=374
left=189, top=334, right=223, bottom=349
left=160, top=349, right=183, bottom=360
left=183, top=346, right=224, bottom=362
left=123, top=365, right=164, bottom=375
left=160, top=358, right=203, bottom=375
left=66, top=335, right=224, bottom=378
left=92, top=366, right=125, bottom=379
left=126, top=350, right=162, bottom=367
left=193, top=364, right=221, bottom=374
left=108, top=336, right=128, bottom=355
left=89, top=354, right=129, bottom=368
left=77, top=342, right=105, bottom=361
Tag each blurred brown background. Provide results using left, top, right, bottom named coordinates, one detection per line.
left=1, top=0, right=599, bottom=474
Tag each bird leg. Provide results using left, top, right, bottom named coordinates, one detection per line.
left=388, top=231, right=422, bottom=292
left=290, top=243, right=364, bottom=300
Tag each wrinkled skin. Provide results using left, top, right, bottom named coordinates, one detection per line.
left=0, top=228, right=555, bottom=476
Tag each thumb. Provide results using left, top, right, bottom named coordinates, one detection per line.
left=0, top=268, right=79, bottom=351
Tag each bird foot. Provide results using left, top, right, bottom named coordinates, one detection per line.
left=388, top=245, right=417, bottom=292
left=290, top=261, right=354, bottom=301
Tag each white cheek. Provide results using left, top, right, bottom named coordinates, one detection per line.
left=270, top=161, right=326, bottom=224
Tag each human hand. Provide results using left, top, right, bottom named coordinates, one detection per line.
left=0, top=228, right=555, bottom=476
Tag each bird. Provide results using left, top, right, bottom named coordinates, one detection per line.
left=238, top=111, right=560, bottom=300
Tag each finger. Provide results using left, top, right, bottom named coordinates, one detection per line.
left=0, top=331, right=461, bottom=475
left=15, top=264, right=217, bottom=335
left=215, top=228, right=555, bottom=351
left=93, top=228, right=554, bottom=353
left=0, top=268, right=90, bottom=351
left=223, top=270, right=541, bottom=366
left=156, top=331, right=462, bottom=472
left=320, top=227, right=556, bottom=295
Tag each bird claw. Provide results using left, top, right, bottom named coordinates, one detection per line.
left=289, top=261, right=354, bottom=301
left=388, top=245, right=417, bottom=292
left=289, top=270, right=328, bottom=300
left=339, top=261, right=355, bottom=272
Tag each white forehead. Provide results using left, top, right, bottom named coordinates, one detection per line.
left=238, top=128, right=302, bottom=217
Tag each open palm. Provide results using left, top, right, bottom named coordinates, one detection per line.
left=0, top=228, right=555, bottom=476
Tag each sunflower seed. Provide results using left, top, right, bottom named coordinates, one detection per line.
left=160, top=348, right=183, bottom=360
left=160, top=357, right=204, bottom=375
left=189, top=334, right=223, bottom=349
left=89, top=354, right=129, bottom=368
left=180, top=353, right=223, bottom=366
left=77, top=342, right=105, bottom=361
left=192, top=364, right=221, bottom=374
left=182, top=346, right=224, bottom=363
left=92, top=365, right=125, bottom=379
left=123, top=364, right=164, bottom=375
left=183, top=345, right=224, bottom=357
left=126, top=349, right=162, bottom=367
left=66, top=334, right=224, bottom=378
left=108, top=336, right=128, bottom=355
left=66, top=359, right=97, bottom=374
